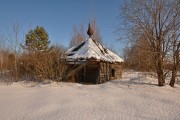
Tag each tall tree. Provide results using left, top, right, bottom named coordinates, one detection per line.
left=169, top=18, right=180, bottom=87
left=4, top=23, right=22, bottom=79
left=69, top=18, right=103, bottom=47
left=0, top=36, right=4, bottom=71
left=23, top=26, right=50, bottom=53
left=117, top=0, right=180, bottom=86
left=91, top=18, right=103, bottom=44
left=123, top=37, right=154, bottom=71
left=13, top=23, right=21, bottom=80
left=69, top=24, right=85, bottom=47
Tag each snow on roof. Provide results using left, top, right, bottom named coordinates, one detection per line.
left=66, top=38, right=123, bottom=63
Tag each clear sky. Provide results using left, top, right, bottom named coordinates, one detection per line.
left=0, top=0, right=124, bottom=55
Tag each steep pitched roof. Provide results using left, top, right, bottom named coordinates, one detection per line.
left=66, top=38, right=123, bottom=63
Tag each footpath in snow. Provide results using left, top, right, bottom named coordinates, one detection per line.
left=0, top=72, right=180, bottom=120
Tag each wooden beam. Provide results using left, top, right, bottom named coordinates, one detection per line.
left=66, top=63, right=86, bottom=78
left=83, top=65, right=86, bottom=82
left=106, top=62, right=108, bottom=81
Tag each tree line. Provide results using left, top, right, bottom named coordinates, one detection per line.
left=0, top=25, right=66, bottom=82
left=0, top=19, right=102, bottom=82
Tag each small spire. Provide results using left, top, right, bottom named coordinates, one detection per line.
left=87, top=22, right=94, bottom=38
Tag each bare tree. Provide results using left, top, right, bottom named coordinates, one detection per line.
left=169, top=17, right=180, bottom=87
left=69, top=18, right=103, bottom=47
left=0, top=36, right=4, bottom=72
left=69, top=24, right=85, bottom=47
left=91, top=18, right=103, bottom=44
left=123, top=37, right=154, bottom=71
left=118, top=0, right=180, bottom=86
left=13, top=23, right=21, bottom=80
left=4, top=23, right=21, bottom=80
left=0, top=35, right=11, bottom=74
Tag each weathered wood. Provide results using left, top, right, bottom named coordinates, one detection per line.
left=83, top=65, right=86, bottom=82
left=66, top=63, right=86, bottom=78
left=65, top=60, right=123, bottom=84
left=106, top=62, right=108, bottom=81
left=84, top=63, right=100, bottom=83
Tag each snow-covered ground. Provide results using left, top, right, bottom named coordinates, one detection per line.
left=0, top=72, right=180, bottom=120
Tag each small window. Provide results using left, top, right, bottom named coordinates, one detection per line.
left=111, top=69, right=115, bottom=77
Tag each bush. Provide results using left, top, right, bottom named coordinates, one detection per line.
left=16, top=47, right=66, bottom=82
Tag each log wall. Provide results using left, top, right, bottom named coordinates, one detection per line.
left=66, top=62, right=122, bottom=84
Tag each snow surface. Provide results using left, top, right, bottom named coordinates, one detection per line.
left=0, top=72, right=180, bottom=120
left=66, top=38, right=123, bottom=63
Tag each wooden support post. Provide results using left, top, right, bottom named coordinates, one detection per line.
left=106, top=62, right=108, bottom=81
left=96, top=64, right=100, bottom=84
left=83, top=65, right=86, bottom=82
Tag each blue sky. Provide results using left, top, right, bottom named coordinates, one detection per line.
left=0, top=0, right=124, bottom=55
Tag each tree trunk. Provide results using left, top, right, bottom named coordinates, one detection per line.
left=169, top=70, right=176, bottom=87
left=169, top=48, right=179, bottom=87
left=169, top=57, right=178, bottom=87
left=156, top=54, right=165, bottom=86
left=157, top=69, right=165, bottom=86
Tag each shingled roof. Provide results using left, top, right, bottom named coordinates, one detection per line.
left=66, top=38, right=123, bottom=63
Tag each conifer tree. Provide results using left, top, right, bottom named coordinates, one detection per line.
left=23, top=26, right=50, bottom=53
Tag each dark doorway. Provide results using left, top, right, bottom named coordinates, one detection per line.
left=111, top=69, right=115, bottom=77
